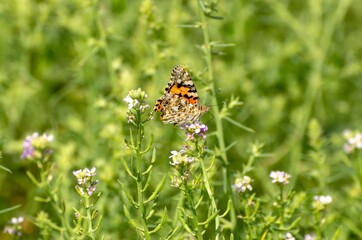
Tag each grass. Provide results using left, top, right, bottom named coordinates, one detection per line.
left=1, top=0, right=362, bottom=239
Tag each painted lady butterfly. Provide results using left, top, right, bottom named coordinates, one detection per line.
left=154, top=66, right=209, bottom=126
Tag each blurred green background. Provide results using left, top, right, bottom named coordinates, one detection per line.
left=1, top=0, right=362, bottom=238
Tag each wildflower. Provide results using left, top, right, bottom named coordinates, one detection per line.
left=139, top=103, right=150, bottom=111
left=21, top=132, right=54, bottom=160
left=181, top=121, right=208, bottom=140
left=170, top=176, right=181, bottom=187
left=85, top=167, right=97, bottom=177
left=232, top=176, right=253, bottom=193
left=124, top=89, right=151, bottom=125
left=180, top=171, right=190, bottom=182
left=123, top=95, right=139, bottom=110
left=75, top=185, right=86, bottom=196
left=73, top=169, right=82, bottom=179
left=283, top=232, right=295, bottom=240
left=127, top=114, right=136, bottom=124
left=169, top=150, right=195, bottom=167
left=87, top=180, right=98, bottom=196
left=304, top=233, right=316, bottom=240
left=73, top=167, right=98, bottom=196
left=246, top=197, right=255, bottom=206
left=343, top=129, right=362, bottom=154
left=3, top=217, right=24, bottom=236
left=270, top=171, right=291, bottom=185
left=313, top=195, right=332, bottom=206
left=123, top=88, right=149, bottom=111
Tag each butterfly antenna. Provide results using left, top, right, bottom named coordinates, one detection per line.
left=203, top=88, right=222, bottom=125
left=205, top=87, right=222, bottom=108
left=205, top=111, right=214, bottom=125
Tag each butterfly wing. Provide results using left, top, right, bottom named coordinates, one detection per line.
left=154, top=66, right=209, bottom=125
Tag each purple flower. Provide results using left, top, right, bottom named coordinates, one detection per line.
left=87, top=180, right=98, bottom=196
left=21, top=132, right=54, bottom=160
left=21, top=133, right=37, bottom=159
left=73, top=167, right=98, bottom=197
left=181, top=121, right=208, bottom=140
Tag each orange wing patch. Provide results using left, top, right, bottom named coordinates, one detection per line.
left=154, top=66, right=209, bottom=125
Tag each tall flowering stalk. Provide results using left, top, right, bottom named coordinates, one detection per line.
left=21, top=132, right=54, bottom=168
left=232, top=175, right=258, bottom=238
left=269, top=170, right=296, bottom=237
left=21, top=132, right=55, bottom=196
left=195, top=2, right=251, bottom=235
left=169, top=121, right=229, bottom=239
left=120, top=89, right=166, bottom=240
left=20, top=133, right=73, bottom=238
left=73, top=167, right=102, bottom=239
left=312, top=195, right=332, bottom=239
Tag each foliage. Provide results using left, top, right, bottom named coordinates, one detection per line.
left=1, top=0, right=362, bottom=239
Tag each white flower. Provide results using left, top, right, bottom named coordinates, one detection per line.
left=232, top=176, right=253, bottom=193
left=32, top=132, right=39, bottom=138
left=270, top=171, right=291, bottom=185
left=43, top=133, right=54, bottom=142
left=3, top=217, right=24, bottom=236
left=10, top=217, right=24, bottom=224
left=304, top=233, right=316, bottom=240
left=139, top=104, right=150, bottom=111
left=171, top=176, right=181, bottom=187
left=123, top=95, right=139, bottom=109
left=283, top=232, right=295, bottom=240
left=355, top=134, right=362, bottom=148
left=73, top=169, right=82, bottom=177
left=314, top=195, right=332, bottom=205
left=343, top=130, right=362, bottom=153
left=169, top=150, right=179, bottom=158
left=85, top=167, right=96, bottom=177
left=169, top=150, right=194, bottom=166
left=186, top=156, right=195, bottom=164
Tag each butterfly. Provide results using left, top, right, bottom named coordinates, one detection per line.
left=154, top=66, right=209, bottom=126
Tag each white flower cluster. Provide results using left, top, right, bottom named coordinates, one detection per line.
left=313, top=195, right=332, bottom=205
left=73, top=167, right=98, bottom=196
left=343, top=130, right=362, bottom=154
left=21, top=132, right=54, bottom=159
left=270, top=171, right=291, bottom=185
left=169, top=150, right=195, bottom=167
left=3, top=217, right=24, bottom=236
left=123, top=90, right=150, bottom=111
left=232, top=176, right=253, bottom=193
left=283, top=232, right=295, bottom=240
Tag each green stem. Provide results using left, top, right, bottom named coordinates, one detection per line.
left=199, top=155, right=220, bottom=239
left=197, top=2, right=227, bottom=165
left=184, top=181, right=203, bottom=240
left=314, top=210, right=322, bottom=239
left=279, top=185, right=285, bottom=228
left=135, top=111, right=151, bottom=240
left=49, top=191, right=72, bottom=238
left=197, top=1, right=236, bottom=230
left=85, top=197, right=95, bottom=239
